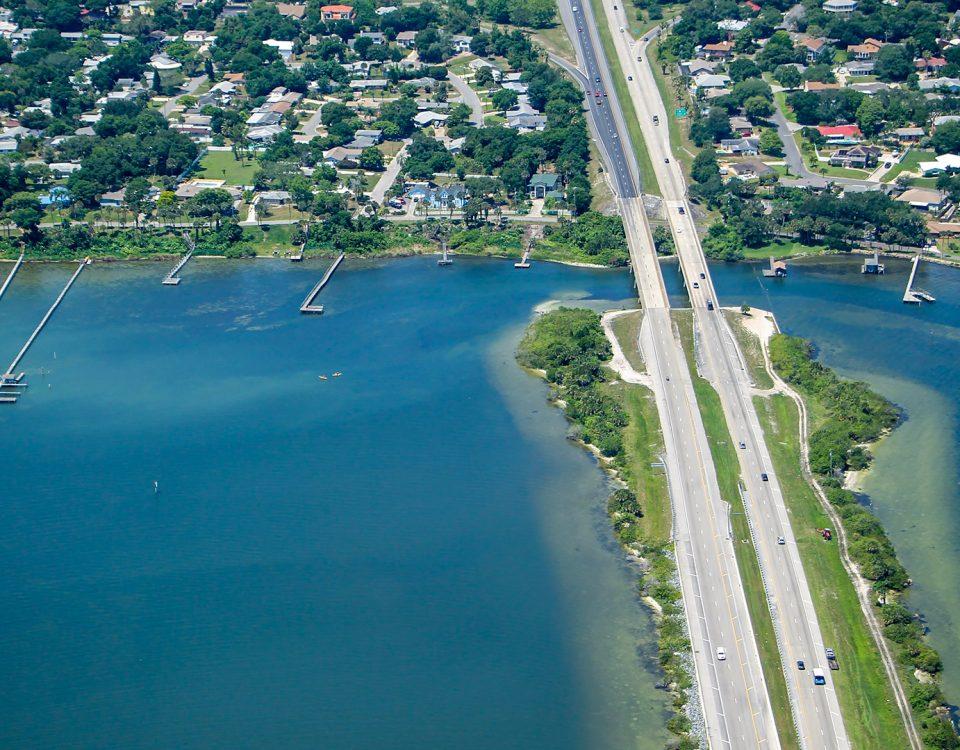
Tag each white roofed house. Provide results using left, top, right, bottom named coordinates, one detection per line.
left=265, top=39, right=295, bottom=63
left=823, top=0, right=857, bottom=12
left=919, top=153, right=960, bottom=176
left=150, top=54, right=181, bottom=72
left=413, top=110, right=448, bottom=128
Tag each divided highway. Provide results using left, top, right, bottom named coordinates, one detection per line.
left=599, top=3, right=851, bottom=746
left=558, top=3, right=780, bottom=747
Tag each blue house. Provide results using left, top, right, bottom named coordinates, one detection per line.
left=405, top=183, right=468, bottom=210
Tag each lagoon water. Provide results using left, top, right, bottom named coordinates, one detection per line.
left=695, top=256, right=960, bottom=704
left=0, top=257, right=669, bottom=750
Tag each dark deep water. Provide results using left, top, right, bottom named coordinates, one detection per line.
left=0, top=257, right=669, bottom=750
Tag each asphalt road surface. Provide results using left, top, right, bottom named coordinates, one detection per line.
left=557, top=3, right=783, bottom=747
left=603, top=5, right=851, bottom=745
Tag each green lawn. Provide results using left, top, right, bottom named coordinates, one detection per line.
left=649, top=44, right=696, bottom=172
left=198, top=150, right=261, bottom=185
left=882, top=150, right=936, bottom=183
left=743, top=238, right=828, bottom=260
left=240, top=224, right=297, bottom=254
left=674, top=311, right=800, bottom=750
left=531, top=22, right=576, bottom=63
left=774, top=90, right=797, bottom=123
left=754, top=395, right=910, bottom=749
left=588, top=0, right=661, bottom=195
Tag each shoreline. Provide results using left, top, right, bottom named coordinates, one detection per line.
left=738, top=307, right=952, bottom=748
left=0, top=249, right=611, bottom=270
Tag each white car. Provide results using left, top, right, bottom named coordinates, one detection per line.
left=716, top=647, right=726, bottom=661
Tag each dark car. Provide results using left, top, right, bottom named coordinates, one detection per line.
left=699, top=272, right=705, bottom=279
left=797, top=660, right=805, bottom=670
left=761, top=473, right=769, bottom=481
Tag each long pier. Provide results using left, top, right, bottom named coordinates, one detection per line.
left=0, top=252, right=24, bottom=301
left=2, top=258, right=89, bottom=402
left=162, top=233, right=195, bottom=285
left=903, top=254, right=936, bottom=303
left=300, top=253, right=345, bottom=314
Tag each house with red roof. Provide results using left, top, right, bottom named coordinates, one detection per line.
left=320, top=4, right=354, bottom=20
left=915, top=57, right=948, bottom=75
left=816, top=125, right=862, bottom=144
left=702, top=41, right=735, bottom=60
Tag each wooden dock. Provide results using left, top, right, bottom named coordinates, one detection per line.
left=514, top=247, right=531, bottom=269
left=0, top=252, right=24, bottom=301
left=903, top=254, right=936, bottom=303
left=300, top=253, right=345, bottom=314
left=162, top=233, right=195, bottom=285
left=291, top=224, right=308, bottom=262
left=2, top=258, right=88, bottom=404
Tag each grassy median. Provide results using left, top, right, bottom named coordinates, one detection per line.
left=673, top=311, right=800, bottom=750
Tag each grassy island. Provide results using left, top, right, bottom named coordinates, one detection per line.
left=517, top=307, right=698, bottom=750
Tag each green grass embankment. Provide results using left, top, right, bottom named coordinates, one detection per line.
left=518, top=307, right=696, bottom=747
left=673, top=310, right=800, bottom=750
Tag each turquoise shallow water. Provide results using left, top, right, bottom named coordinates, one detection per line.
left=0, top=257, right=668, bottom=750
left=702, top=255, right=960, bottom=704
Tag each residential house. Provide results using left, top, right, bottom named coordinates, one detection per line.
left=256, top=190, right=291, bottom=207
left=276, top=2, right=306, bottom=19
left=350, top=79, right=388, bottom=91
left=724, top=160, right=775, bottom=180
left=918, top=77, right=960, bottom=92
left=451, top=34, right=472, bottom=53
left=719, top=137, right=760, bottom=155
left=405, top=183, right=468, bottom=210
left=375, top=5, right=398, bottom=14
left=175, top=178, right=232, bottom=199
left=829, top=144, right=881, bottom=168
left=892, top=126, right=924, bottom=143
left=919, top=153, right=960, bottom=175
left=247, top=124, right=285, bottom=141
left=150, top=54, right=181, bottom=71
left=692, top=72, right=732, bottom=92
left=528, top=172, right=561, bottom=199
left=934, top=115, right=960, bottom=127
left=265, top=39, right=295, bottom=62
left=413, top=110, right=448, bottom=127
left=701, top=41, right=734, bottom=60
left=357, top=31, right=385, bottom=45
left=895, top=187, right=948, bottom=212
left=803, top=80, right=841, bottom=92
left=99, top=187, right=126, bottom=207
left=729, top=115, right=754, bottom=135
left=183, top=30, right=216, bottom=45
left=320, top=4, right=355, bottom=20
left=506, top=113, right=547, bottom=131
left=816, top=124, right=862, bottom=144
left=48, top=161, right=81, bottom=178
left=322, top=146, right=362, bottom=167
left=850, top=81, right=889, bottom=95
left=847, top=38, right=884, bottom=60
left=798, top=36, right=828, bottom=62
left=823, top=0, right=857, bottom=12
left=395, top=30, right=417, bottom=48
left=679, top=59, right=719, bottom=77
left=915, top=57, right=947, bottom=75
left=717, top=19, right=749, bottom=33
left=354, top=128, right=383, bottom=143
left=843, top=60, right=876, bottom=75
